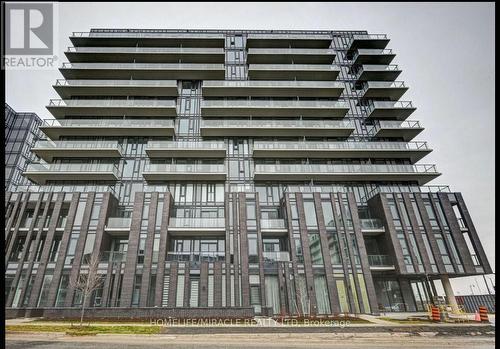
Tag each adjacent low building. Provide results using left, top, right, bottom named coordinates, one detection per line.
left=5, top=29, right=492, bottom=318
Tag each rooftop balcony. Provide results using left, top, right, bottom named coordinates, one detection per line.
left=47, top=99, right=177, bottom=118
left=200, top=119, right=355, bottom=137
left=201, top=99, right=349, bottom=118
left=368, top=254, right=395, bottom=270
left=366, top=101, right=416, bottom=120
left=65, top=46, right=225, bottom=63
left=39, top=119, right=175, bottom=140
left=254, top=163, right=440, bottom=185
left=246, top=33, right=332, bottom=48
left=360, top=218, right=386, bottom=235
left=70, top=31, right=225, bottom=47
left=53, top=79, right=179, bottom=98
left=247, top=48, right=336, bottom=64
left=253, top=141, right=432, bottom=163
left=351, top=49, right=395, bottom=65
left=60, top=62, right=225, bottom=80
left=23, top=163, right=119, bottom=185
left=202, top=80, right=344, bottom=98
left=168, top=217, right=225, bottom=232
left=248, top=64, right=340, bottom=81
left=371, top=120, right=424, bottom=141
left=142, top=164, right=226, bottom=181
left=360, top=81, right=408, bottom=101
left=31, top=140, right=124, bottom=162
left=145, top=141, right=226, bottom=158
left=355, top=64, right=402, bottom=81
left=346, top=34, right=390, bottom=54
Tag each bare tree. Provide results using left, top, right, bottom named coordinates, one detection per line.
left=69, top=252, right=104, bottom=326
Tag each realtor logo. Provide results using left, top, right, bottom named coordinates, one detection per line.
left=5, top=2, right=54, bottom=55
left=3, top=2, right=58, bottom=69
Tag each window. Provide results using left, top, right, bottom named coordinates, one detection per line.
left=303, top=201, right=318, bottom=227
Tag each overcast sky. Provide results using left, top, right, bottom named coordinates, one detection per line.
left=5, top=2, right=495, bottom=295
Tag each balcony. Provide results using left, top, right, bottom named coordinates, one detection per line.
left=360, top=81, right=408, bottom=101
left=65, top=47, right=225, bottom=63
left=202, top=80, right=344, bottom=98
left=247, top=48, right=335, bottom=64
left=47, top=99, right=177, bottom=118
left=53, top=79, right=179, bottom=98
left=168, top=218, right=225, bottom=232
left=201, top=99, right=349, bottom=118
left=105, top=217, right=132, bottom=234
left=60, top=62, right=225, bottom=80
left=346, top=34, right=390, bottom=54
left=145, top=141, right=226, bottom=158
left=23, top=163, right=119, bottom=185
left=166, top=252, right=225, bottom=262
left=142, top=164, right=226, bottom=181
left=360, top=219, right=385, bottom=235
left=253, top=141, right=432, bottom=163
left=368, top=254, right=395, bottom=270
left=371, top=120, right=424, bottom=141
left=39, top=119, right=175, bottom=140
left=70, top=31, right=225, bottom=47
left=31, top=140, right=124, bottom=162
left=355, top=65, right=402, bottom=81
left=246, top=33, right=332, bottom=48
left=260, top=219, right=288, bottom=233
left=351, top=49, right=395, bottom=65
left=366, top=101, right=416, bottom=120
left=262, top=251, right=291, bottom=262
left=200, top=119, right=355, bottom=137
left=248, top=64, right=340, bottom=81
left=253, top=164, right=441, bottom=185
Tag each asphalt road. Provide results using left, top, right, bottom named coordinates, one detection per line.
left=6, top=333, right=496, bottom=349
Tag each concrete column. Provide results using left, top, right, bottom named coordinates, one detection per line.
left=441, top=275, right=459, bottom=313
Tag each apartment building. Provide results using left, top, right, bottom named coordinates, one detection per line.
left=5, top=29, right=492, bottom=318
left=5, top=104, right=43, bottom=192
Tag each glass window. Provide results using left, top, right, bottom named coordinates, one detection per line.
left=303, top=201, right=318, bottom=227
left=309, top=233, right=324, bottom=265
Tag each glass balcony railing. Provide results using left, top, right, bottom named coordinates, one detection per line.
left=33, top=140, right=123, bottom=151
left=363, top=81, right=406, bottom=90
left=72, top=31, right=224, bottom=39
left=247, top=33, right=332, bottom=40
left=67, top=46, right=224, bottom=54
left=61, top=62, right=225, bottom=70
left=146, top=141, right=226, bottom=151
left=201, top=119, right=354, bottom=129
left=358, top=64, right=399, bottom=73
left=248, top=64, right=340, bottom=71
left=201, top=99, right=349, bottom=109
left=143, top=164, right=225, bottom=174
left=260, top=219, right=286, bottom=230
left=247, top=48, right=336, bottom=55
left=106, top=217, right=132, bottom=230
left=255, top=163, right=439, bottom=175
left=55, top=79, right=178, bottom=87
left=48, top=98, right=177, bottom=108
left=202, top=80, right=343, bottom=89
left=360, top=218, right=385, bottom=231
left=253, top=141, right=429, bottom=152
left=262, top=251, right=291, bottom=262
left=362, top=185, right=451, bottom=202
left=166, top=252, right=225, bottom=262
left=25, top=163, right=119, bottom=176
left=168, top=217, right=225, bottom=229
left=16, top=184, right=116, bottom=194
left=352, top=34, right=388, bottom=41
left=368, top=254, right=393, bottom=267
left=371, top=120, right=423, bottom=133
left=40, top=118, right=175, bottom=128
left=368, top=100, right=414, bottom=109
